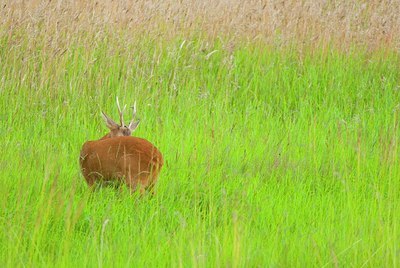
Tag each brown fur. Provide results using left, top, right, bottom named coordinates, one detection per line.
left=79, top=99, right=162, bottom=194
left=80, top=136, right=163, bottom=194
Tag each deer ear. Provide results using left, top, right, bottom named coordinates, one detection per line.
left=128, top=120, right=140, bottom=132
left=101, top=112, right=119, bottom=130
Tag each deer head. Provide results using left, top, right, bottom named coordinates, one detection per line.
left=101, top=97, right=140, bottom=138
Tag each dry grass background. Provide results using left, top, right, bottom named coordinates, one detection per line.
left=1, top=0, right=399, bottom=50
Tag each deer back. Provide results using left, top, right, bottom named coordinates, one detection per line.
left=80, top=136, right=163, bottom=183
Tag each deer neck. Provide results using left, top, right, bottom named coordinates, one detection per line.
left=100, top=133, right=112, bottom=140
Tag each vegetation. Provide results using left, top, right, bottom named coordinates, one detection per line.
left=0, top=1, right=399, bottom=267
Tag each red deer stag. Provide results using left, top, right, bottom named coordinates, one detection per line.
left=79, top=98, right=163, bottom=194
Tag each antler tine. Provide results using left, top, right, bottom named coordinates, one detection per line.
left=116, top=96, right=125, bottom=126
left=131, top=101, right=137, bottom=120
left=128, top=101, right=140, bottom=131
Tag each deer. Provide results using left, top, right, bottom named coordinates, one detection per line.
left=79, top=98, right=163, bottom=194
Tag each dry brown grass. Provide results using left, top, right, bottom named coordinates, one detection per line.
left=1, top=0, right=399, bottom=50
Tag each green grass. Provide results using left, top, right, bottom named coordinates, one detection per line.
left=0, top=33, right=399, bottom=267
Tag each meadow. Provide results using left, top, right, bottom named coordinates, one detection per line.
left=0, top=1, right=400, bottom=267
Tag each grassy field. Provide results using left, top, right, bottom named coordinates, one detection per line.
left=1, top=2, right=400, bottom=267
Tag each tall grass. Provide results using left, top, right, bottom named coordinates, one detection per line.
left=1, top=1, right=400, bottom=267
left=1, top=0, right=399, bottom=50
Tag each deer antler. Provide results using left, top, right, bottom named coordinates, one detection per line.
left=116, top=97, right=127, bottom=126
left=131, top=101, right=137, bottom=121
left=128, top=101, right=140, bottom=131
